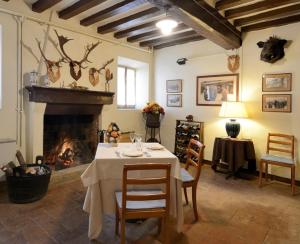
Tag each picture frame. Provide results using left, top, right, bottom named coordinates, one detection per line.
left=262, top=73, right=292, bottom=92
left=166, top=79, right=182, bottom=93
left=196, top=74, right=239, bottom=106
left=167, top=94, right=182, bottom=107
left=262, top=94, right=292, bottom=112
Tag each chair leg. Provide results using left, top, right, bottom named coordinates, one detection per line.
left=192, top=185, right=198, bottom=221
left=163, top=216, right=169, bottom=244
left=259, top=161, right=263, bottom=187
left=183, top=187, right=189, bottom=205
left=120, top=217, right=126, bottom=244
left=265, top=162, right=268, bottom=181
left=291, top=165, right=296, bottom=196
left=115, top=203, right=119, bottom=235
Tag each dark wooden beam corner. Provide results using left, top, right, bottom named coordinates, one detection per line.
left=80, top=0, right=146, bottom=26
left=147, top=0, right=241, bottom=50
left=114, top=19, right=162, bottom=38
left=241, top=14, right=300, bottom=32
left=234, top=3, right=300, bottom=26
left=216, top=0, right=256, bottom=11
left=32, top=0, right=63, bottom=13
left=140, top=30, right=198, bottom=47
left=58, top=0, right=108, bottom=20
left=97, top=7, right=163, bottom=34
left=127, top=23, right=187, bottom=42
left=153, top=36, right=204, bottom=49
left=225, top=0, right=300, bottom=19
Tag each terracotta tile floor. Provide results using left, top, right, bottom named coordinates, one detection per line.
left=0, top=165, right=299, bottom=244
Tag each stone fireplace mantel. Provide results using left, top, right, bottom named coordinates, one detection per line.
left=24, top=86, right=114, bottom=167
left=25, top=86, right=114, bottom=105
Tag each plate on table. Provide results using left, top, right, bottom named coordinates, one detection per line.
left=147, top=144, right=164, bottom=150
left=122, top=150, right=143, bottom=157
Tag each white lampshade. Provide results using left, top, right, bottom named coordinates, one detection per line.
left=219, top=101, right=248, bottom=118
left=156, top=19, right=178, bottom=35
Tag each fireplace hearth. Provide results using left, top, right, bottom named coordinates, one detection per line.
left=25, top=86, right=114, bottom=171
left=44, top=114, right=97, bottom=170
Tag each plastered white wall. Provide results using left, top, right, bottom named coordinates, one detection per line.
left=154, top=23, right=300, bottom=180
left=0, top=1, right=153, bottom=163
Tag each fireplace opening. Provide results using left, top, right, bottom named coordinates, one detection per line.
left=43, top=114, right=98, bottom=171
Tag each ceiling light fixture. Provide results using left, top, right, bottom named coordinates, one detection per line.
left=156, top=19, right=178, bottom=35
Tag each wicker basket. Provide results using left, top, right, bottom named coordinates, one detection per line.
left=6, top=164, right=51, bottom=204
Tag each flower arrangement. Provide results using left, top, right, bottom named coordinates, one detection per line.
left=106, top=122, right=121, bottom=144
left=142, top=102, right=165, bottom=115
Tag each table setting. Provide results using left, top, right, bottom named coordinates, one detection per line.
left=81, top=135, right=183, bottom=240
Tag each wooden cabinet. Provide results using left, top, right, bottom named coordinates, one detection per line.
left=174, top=120, right=204, bottom=163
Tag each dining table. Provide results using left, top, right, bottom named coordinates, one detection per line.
left=81, top=142, right=184, bottom=240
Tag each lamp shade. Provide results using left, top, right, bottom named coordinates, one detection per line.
left=219, top=101, right=248, bottom=118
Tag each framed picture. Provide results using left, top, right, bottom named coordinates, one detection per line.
left=167, top=94, right=182, bottom=107
left=262, top=94, right=292, bottom=112
left=262, top=73, right=292, bottom=92
left=166, top=79, right=182, bottom=93
left=196, top=74, right=239, bottom=106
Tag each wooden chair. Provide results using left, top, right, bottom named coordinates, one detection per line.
left=115, top=163, right=171, bottom=244
left=259, top=133, right=296, bottom=195
left=180, top=139, right=205, bottom=221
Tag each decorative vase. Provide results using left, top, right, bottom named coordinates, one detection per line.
left=145, top=113, right=161, bottom=128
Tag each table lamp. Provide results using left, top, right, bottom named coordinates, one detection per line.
left=219, top=101, right=248, bottom=138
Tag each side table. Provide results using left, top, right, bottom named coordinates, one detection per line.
left=212, top=137, right=256, bottom=178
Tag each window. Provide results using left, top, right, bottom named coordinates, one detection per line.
left=117, top=66, right=136, bottom=109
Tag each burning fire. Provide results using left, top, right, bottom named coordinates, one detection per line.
left=58, top=139, right=75, bottom=167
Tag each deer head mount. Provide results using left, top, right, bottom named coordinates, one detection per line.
left=89, top=59, right=114, bottom=87
left=36, top=39, right=65, bottom=83
left=55, top=30, right=100, bottom=81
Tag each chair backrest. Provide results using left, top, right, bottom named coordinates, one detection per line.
left=267, top=133, right=294, bottom=159
left=185, top=139, right=205, bottom=183
left=122, top=163, right=171, bottom=211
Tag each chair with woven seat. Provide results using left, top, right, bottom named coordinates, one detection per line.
left=259, top=133, right=296, bottom=195
left=115, top=163, right=171, bottom=244
left=180, top=139, right=205, bottom=221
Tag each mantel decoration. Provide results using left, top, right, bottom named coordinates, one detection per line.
left=142, top=102, right=165, bottom=128
left=106, top=122, right=121, bottom=146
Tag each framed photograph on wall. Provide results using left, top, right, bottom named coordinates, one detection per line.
left=166, top=79, right=182, bottom=93
left=167, top=94, right=182, bottom=107
left=262, top=73, right=292, bottom=92
left=196, top=74, right=239, bottom=106
left=262, top=94, right=292, bottom=112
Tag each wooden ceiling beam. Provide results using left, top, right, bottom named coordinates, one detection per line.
left=225, top=0, right=300, bottom=19
left=140, top=30, right=199, bottom=47
left=32, top=0, right=63, bottom=13
left=242, top=13, right=300, bottom=32
left=235, top=3, right=300, bottom=26
left=97, top=7, right=163, bottom=34
left=216, top=0, right=256, bottom=11
left=147, top=0, right=241, bottom=49
left=127, top=23, right=187, bottom=42
left=58, top=0, right=108, bottom=19
left=80, top=0, right=147, bottom=26
left=153, top=36, right=205, bottom=49
left=114, top=19, right=162, bottom=38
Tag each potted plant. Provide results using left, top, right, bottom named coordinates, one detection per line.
left=142, top=102, right=165, bottom=128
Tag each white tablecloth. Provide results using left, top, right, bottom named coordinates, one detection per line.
left=81, top=143, right=183, bottom=240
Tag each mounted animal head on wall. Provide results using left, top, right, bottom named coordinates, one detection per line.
left=257, top=36, right=287, bottom=63
left=177, top=58, right=188, bottom=65
left=36, top=39, right=64, bottom=83
left=55, top=30, right=100, bottom=81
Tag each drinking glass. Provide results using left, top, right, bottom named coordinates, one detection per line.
left=130, top=132, right=135, bottom=143
left=135, top=134, right=143, bottom=151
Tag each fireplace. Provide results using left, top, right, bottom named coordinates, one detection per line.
left=25, top=86, right=114, bottom=171
left=44, top=114, right=98, bottom=170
